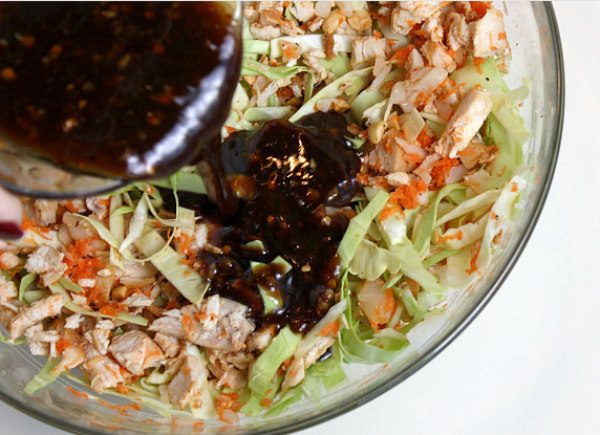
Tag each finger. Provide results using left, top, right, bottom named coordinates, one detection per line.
left=0, top=187, right=23, bottom=240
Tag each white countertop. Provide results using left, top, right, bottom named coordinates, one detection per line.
left=3, top=2, right=599, bottom=434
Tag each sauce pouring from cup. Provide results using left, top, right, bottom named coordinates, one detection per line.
left=0, top=2, right=241, bottom=196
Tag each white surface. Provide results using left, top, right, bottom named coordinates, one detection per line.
left=2, top=3, right=599, bottom=434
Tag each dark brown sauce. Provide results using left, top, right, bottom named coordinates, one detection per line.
left=173, top=113, right=361, bottom=333
left=0, top=2, right=240, bottom=179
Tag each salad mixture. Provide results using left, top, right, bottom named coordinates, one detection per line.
left=0, top=1, right=529, bottom=424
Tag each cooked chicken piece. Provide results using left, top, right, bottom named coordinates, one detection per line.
left=367, top=139, right=410, bottom=174
left=420, top=41, right=456, bottom=73
left=282, top=335, right=335, bottom=390
left=64, top=313, right=84, bottom=329
left=34, top=200, right=59, bottom=226
left=53, top=343, right=85, bottom=375
left=154, top=332, right=181, bottom=358
left=181, top=295, right=255, bottom=352
left=59, top=199, right=86, bottom=214
left=85, top=320, right=114, bottom=355
left=0, top=252, right=20, bottom=270
left=62, top=212, right=96, bottom=241
left=167, top=351, right=208, bottom=408
left=250, top=23, right=282, bottom=40
left=149, top=309, right=185, bottom=339
left=315, top=1, right=334, bottom=18
left=292, top=1, right=316, bottom=22
left=83, top=343, right=126, bottom=393
left=322, top=7, right=344, bottom=34
left=435, top=88, right=493, bottom=158
left=458, top=137, right=496, bottom=169
left=386, top=171, right=412, bottom=187
left=472, top=8, right=510, bottom=59
left=391, top=1, right=446, bottom=35
left=25, top=246, right=67, bottom=287
left=9, top=294, right=64, bottom=339
left=25, top=324, right=49, bottom=356
left=119, top=261, right=157, bottom=287
left=347, top=9, right=372, bottom=33
left=422, top=11, right=444, bottom=43
left=122, top=292, right=154, bottom=308
left=446, top=12, right=471, bottom=51
left=302, top=48, right=331, bottom=82
left=406, top=47, right=425, bottom=72
left=351, top=36, right=387, bottom=68
left=247, top=325, right=276, bottom=352
left=414, top=153, right=442, bottom=185
left=389, top=67, right=448, bottom=113
left=0, top=276, right=17, bottom=309
left=206, top=349, right=253, bottom=390
left=85, top=197, right=109, bottom=220
left=108, top=330, right=165, bottom=376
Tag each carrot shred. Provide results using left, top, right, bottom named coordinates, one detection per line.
left=430, top=158, right=460, bottom=189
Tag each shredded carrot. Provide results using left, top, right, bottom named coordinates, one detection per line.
left=98, top=302, right=126, bottom=317
left=511, top=181, right=519, bottom=192
left=389, top=179, right=427, bottom=210
left=417, top=128, right=434, bottom=149
left=404, top=153, right=424, bottom=165
left=319, top=319, right=341, bottom=337
left=378, top=202, right=403, bottom=222
left=373, top=30, right=383, bottom=39
left=260, top=397, right=273, bottom=408
left=193, top=421, right=205, bottom=433
left=467, top=243, right=481, bottom=274
left=66, top=386, right=89, bottom=400
left=470, top=1, right=492, bottom=18
left=473, top=56, right=485, bottom=73
left=430, top=157, right=460, bottom=189
left=56, top=338, right=72, bottom=355
left=389, top=44, right=414, bottom=65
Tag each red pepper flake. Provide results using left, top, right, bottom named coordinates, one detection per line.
left=66, top=386, right=89, bottom=400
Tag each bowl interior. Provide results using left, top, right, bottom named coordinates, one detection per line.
left=0, top=3, right=563, bottom=434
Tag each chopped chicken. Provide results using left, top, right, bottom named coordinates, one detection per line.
left=34, top=200, right=59, bottom=226
left=247, top=325, right=276, bottom=352
left=154, top=332, right=181, bottom=358
left=167, top=348, right=208, bottom=408
left=458, top=137, right=497, bottom=169
left=420, top=41, right=456, bottom=73
left=119, top=261, right=157, bottom=287
left=435, top=88, right=493, bottom=158
left=62, top=212, right=97, bottom=241
left=149, top=309, right=185, bottom=339
left=85, top=197, right=109, bottom=220
left=315, top=1, right=334, bottom=18
left=446, top=12, right=471, bottom=51
left=53, top=343, right=85, bottom=374
left=389, top=67, right=448, bottom=113
left=302, top=48, right=331, bottom=82
left=207, top=349, right=253, bottom=390
left=64, top=313, right=84, bottom=329
left=472, top=8, right=510, bottom=59
left=422, top=11, right=444, bottom=43
left=108, top=330, right=165, bottom=376
left=9, top=294, right=64, bottom=339
left=282, top=335, right=335, bottom=390
left=25, top=246, right=67, bottom=287
left=250, top=22, right=282, bottom=40
left=386, top=171, right=411, bottom=187
left=59, top=199, right=86, bottom=214
left=85, top=319, right=114, bottom=355
left=406, top=47, right=425, bottom=72
left=0, top=276, right=17, bottom=310
left=390, top=1, right=446, bottom=35
left=83, top=343, right=126, bottom=393
left=122, top=292, right=154, bottom=308
left=181, top=295, right=255, bottom=352
left=25, top=324, right=59, bottom=356
left=292, top=1, right=316, bottom=22
left=351, top=36, right=387, bottom=68
left=0, top=252, right=20, bottom=270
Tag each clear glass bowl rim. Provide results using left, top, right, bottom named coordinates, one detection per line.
left=0, top=3, right=564, bottom=434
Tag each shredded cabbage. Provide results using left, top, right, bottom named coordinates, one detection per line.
left=248, top=326, right=301, bottom=396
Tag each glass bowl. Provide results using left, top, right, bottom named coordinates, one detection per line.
left=0, top=2, right=564, bottom=434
